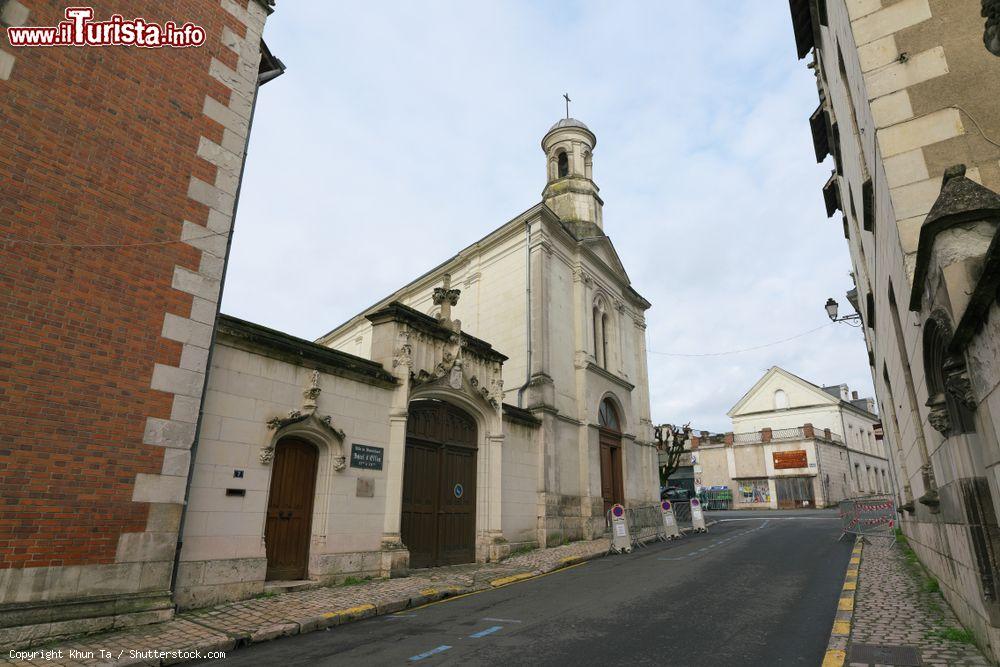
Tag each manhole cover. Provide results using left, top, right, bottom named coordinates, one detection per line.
left=847, top=643, right=922, bottom=666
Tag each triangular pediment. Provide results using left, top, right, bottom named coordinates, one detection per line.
left=581, top=234, right=631, bottom=283
left=727, top=366, right=839, bottom=417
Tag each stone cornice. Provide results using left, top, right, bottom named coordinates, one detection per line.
left=216, top=314, right=397, bottom=388
left=586, top=362, right=635, bottom=391
left=366, top=301, right=508, bottom=364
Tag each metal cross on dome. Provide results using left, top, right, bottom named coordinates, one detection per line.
left=563, top=92, right=571, bottom=118
left=433, top=273, right=461, bottom=323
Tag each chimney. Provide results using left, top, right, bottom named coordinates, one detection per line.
left=852, top=391, right=859, bottom=400
left=761, top=427, right=772, bottom=443
left=724, top=432, right=734, bottom=446
left=803, top=423, right=815, bottom=438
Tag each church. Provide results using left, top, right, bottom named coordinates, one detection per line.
left=174, top=116, right=657, bottom=608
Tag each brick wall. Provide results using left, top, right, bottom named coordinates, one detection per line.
left=0, top=3, right=272, bottom=644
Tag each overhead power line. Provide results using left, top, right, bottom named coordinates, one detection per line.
left=0, top=228, right=229, bottom=249
left=649, top=322, right=835, bottom=358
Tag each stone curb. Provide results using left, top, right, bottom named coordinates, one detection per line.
left=822, top=537, right=863, bottom=667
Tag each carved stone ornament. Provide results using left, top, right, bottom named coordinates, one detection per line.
left=393, top=331, right=413, bottom=370
left=927, top=394, right=951, bottom=435
left=449, top=358, right=464, bottom=389
left=985, top=0, right=1000, bottom=56
left=943, top=355, right=977, bottom=412
left=261, top=370, right=345, bottom=469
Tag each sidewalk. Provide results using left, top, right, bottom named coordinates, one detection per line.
left=844, top=536, right=994, bottom=667
left=3, top=537, right=611, bottom=667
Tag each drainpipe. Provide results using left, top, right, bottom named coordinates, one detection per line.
left=516, top=220, right=532, bottom=408
left=169, top=56, right=284, bottom=600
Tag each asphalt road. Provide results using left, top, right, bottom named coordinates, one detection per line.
left=207, top=510, right=851, bottom=666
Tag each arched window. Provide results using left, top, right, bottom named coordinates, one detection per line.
left=601, top=312, right=610, bottom=370
left=774, top=389, right=788, bottom=410
left=557, top=150, right=569, bottom=178
left=583, top=150, right=593, bottom=180
left=598, top=398, right=620, bottom=432
left=593, top=297, right=613, bottom=371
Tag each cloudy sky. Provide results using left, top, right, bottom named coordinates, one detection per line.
left=221, top=1, right=874, bottom=433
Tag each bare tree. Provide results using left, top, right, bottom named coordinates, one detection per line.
left=654, top=422, right=691, bottom=488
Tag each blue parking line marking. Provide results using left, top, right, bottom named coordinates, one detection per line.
left=409, top=645, right=452, bottom=661
left=470, top=625, right=503, bottom=638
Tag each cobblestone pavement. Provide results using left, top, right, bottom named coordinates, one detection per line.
left=2, top=537, right=611, bottom=667
left=849, top=539, right=993, bottom=666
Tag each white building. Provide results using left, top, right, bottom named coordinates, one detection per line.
left=696, top=367, right=890, bottom=509
left=172, top=117, right=658, bottom=609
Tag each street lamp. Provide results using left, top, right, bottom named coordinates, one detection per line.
left=825, top=297, right=861, bottom=323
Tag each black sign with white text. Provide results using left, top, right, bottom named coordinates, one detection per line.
left=350, top=444, right=383, bottom=470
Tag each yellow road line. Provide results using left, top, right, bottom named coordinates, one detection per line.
left=838, top=596, right=854, bottom=612
left=822, top=649, right=846, bottom=666
left=490, top=572, right=535, bottom=587
left=832, top=620, right=850, bottom=635
left=410, top=562, right=589, bottom=611
left=323, top=603, right=376, bottom=619
left=842, top=581, right=856, bottom=591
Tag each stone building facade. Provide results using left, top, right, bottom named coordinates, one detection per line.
left=170, top=118, right=658, bottom=609
left=0, top=0, right=281, bottom=647
left=697, top=367, right=890, bottom=508
left=788, top=0, right=1000, bottom=657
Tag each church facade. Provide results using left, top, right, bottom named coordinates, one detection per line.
left=172, top=118, right=657, bottom=609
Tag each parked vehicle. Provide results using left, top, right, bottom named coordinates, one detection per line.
left=660, top=486, right=689, bottom=502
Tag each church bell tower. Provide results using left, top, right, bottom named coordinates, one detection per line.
left=541, top=115, right=603, bottom=235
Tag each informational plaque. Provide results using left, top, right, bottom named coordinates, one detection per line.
left=350, top=444, right=383, bottom=470
left=873, top=423, right=884, bottom=441
left=772, top=450, right=808, bottom=469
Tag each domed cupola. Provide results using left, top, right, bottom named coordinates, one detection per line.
left=541, top=114, right=603, bottom=234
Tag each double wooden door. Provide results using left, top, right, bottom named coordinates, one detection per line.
left=600, top=429, right=624, bottom=515
left=401, top=400, right=477, bottom=569
left=264, top=438, right=318, bottom=581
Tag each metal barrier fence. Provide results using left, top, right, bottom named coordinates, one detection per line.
left=839, top=494, right=896, bottom=544
left=698, top=489, right=733, bottom=510
left=626, top=505, right=666, bottom=548
left=671, top=500, right=692, bottom=523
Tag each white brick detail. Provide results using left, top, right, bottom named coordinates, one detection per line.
left=846, top=0, right=881, bottom=21
left=851, top=0, right=931, bottom=47
left=864, top=46, right=948, bottom=99
left=151, top=363, right=207, bottom=398
left=162, top=313, right=214, bottom=348
left=132, top=474, right=187, bottom=504
left=182, top=220, right=229, bottom=258
left=857, top=35, right=898, bottom=73
left=143, top=417, right=198, bottom=449
left=0, top=50, right=15, bottom=81
left=877, top=108, right=964, bottom=157
left=870, top=90, right=914, bottom=128
left=172, top=266, right=222, bottom=301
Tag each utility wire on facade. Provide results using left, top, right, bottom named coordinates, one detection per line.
left=0, top=229, right=229, bottom=248
left=649, top=322, right=835, bottom=357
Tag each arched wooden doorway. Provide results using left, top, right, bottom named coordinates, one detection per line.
left=598, top=398, right=624, bottom=515
left=264, top=438, right=318, bottom=581
left=402, top=400, right=478, bottom=568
